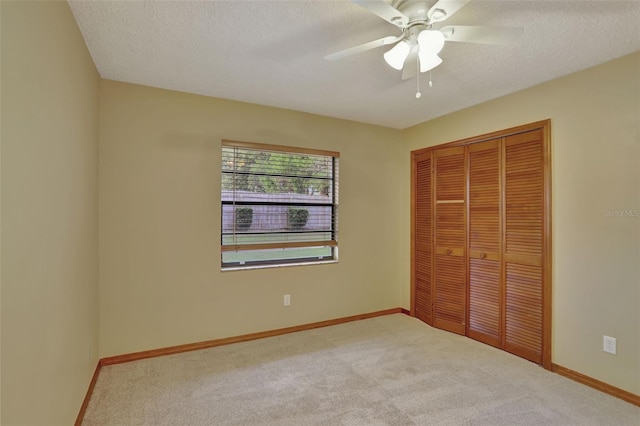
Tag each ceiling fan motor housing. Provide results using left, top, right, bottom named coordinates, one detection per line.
left=405, top=24, right=429, bottom=46
left=393, top=0, right=446, bottom=26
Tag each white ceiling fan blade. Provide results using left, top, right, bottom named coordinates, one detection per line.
left=352, top=0, right=409, bottom=27
left=440, top=25, right=524, bottom=45
left=401, top=50, right=418, bottom=80
left=324, top=35, right=402, bottom=61
left=427, top=0, right=470, bottom=23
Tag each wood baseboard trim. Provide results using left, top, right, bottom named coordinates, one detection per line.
left=101, top=307, right=407, bottom=366
left=552, top=363, right=639, bottom=407
left=74, top=361, right=102, bottom=426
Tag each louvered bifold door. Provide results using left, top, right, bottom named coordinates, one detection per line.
left=467, top=140, right=502, bottom=348
left=433, top=147, right=466, bottom=335
left=503, top=130, right=544, bottom=363
left=414, top=152, right=433, bottom=325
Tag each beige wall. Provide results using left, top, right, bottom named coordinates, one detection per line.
left=402, top=52, right=640, bottom=394
left=0, top=1, right=99, bottom=424
left=98, top=80, right=405, bottom=357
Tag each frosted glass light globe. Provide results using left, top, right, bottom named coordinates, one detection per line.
left=383, top=41, right=410, bottom=70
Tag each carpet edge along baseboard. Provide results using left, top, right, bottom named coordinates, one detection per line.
left=74, top=362, right=101, bottom=426
left=551, top=363, right=639, bottom=407
left=101, top=308, right=409, bottom=365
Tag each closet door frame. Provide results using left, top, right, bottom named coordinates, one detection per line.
left=410, top=119, right=552, bottom=370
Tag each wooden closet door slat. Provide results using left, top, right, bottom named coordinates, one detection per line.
left=414, top=152, right=433, bottom=324
left=434, top=147, right=466, bottom=335
left=467, top=140, right=501, bottom=348
left=504, top=130, right=544, bottom=363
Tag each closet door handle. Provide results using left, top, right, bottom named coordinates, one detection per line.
left=481, top=253, right=486, bottom=259
left=446, top=249, right=452, bottom=255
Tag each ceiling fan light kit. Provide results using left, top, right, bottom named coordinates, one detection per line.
left=326, top=0, right=523, bottom=94
left=383, top=28, right=444, bottom=72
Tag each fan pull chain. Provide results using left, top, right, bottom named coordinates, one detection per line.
left=416, top=56, right=422, bottom=99
left=429, top=69, right=433, bottom=88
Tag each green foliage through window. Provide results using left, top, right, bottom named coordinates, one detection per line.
left=288, top=208, right=309, bottom=229
left=235, top=207, right=253, bottom=230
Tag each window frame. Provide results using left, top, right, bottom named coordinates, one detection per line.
left=220, top=140, right=339, bottom=270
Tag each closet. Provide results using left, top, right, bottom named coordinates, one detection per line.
left=411, top=120, right=551, bottom=368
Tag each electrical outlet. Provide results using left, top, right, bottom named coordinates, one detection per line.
left=603, top=335, right=616, bottom=354
left=284, top=294, right=290, bottom=306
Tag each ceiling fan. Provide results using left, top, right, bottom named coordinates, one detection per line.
left=325, top=0, right=523, bottom=81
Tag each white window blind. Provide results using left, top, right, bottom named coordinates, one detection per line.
left=221, top=140, right=339, bottom=268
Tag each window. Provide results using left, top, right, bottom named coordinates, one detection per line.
left=221, top=140, right=339, bottom=268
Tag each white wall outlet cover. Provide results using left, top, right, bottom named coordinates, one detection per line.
left=603, top=335, right=616, bottom=355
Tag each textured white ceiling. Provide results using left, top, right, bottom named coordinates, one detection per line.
left=68, top=0, right=640, bottom=129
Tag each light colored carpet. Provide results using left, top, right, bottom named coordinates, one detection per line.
left=82, top=314, right=639, bottom=425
